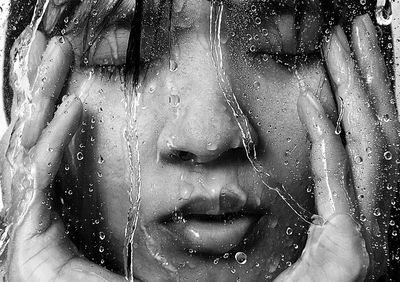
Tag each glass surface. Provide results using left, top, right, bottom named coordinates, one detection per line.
left=0, top=0, right=399, bottom=281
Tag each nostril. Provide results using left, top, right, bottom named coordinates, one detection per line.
left=169, top=150, right=197, bottom=162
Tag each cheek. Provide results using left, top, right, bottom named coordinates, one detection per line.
left=229, top=61, right=336, bottom=194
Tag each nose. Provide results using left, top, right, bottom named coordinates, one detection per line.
left=157, top=46, right=257, bottom=164
left=158, top=101, right=250, bottom=163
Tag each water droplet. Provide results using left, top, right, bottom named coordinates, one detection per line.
left=99, top=231, right=106, bottom=240
left=286, top=227, right=293, bottom=235
left=58, top=36, right=65, bottom=44
left=77, top=152, right=84, bottom=160
left=65, top=164, right=70, bottom=171
left=373, top=208, right=381, bottom=217
left=235, top=252, right=247, bottom=265
left=98, top=155, right=105, bottom=164
left=383, top=114, right=390, bottom=122
left=213, top=258, right=219, bottom=264
left=253, top=81, right=260, bottom=89
left=169, top=95, right=180, bottom=107
left=354, top=155, right=363, bottom=164
left=99, top=246, right=104, bottom=253
left=206, top=142, right=218, bottom=151
left=223, top=253, right=229, bottom=259
left=169, top=59, right=178, bottom=71
left=384, top=151, right=392, bottom=160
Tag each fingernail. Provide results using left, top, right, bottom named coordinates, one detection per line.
left=298, top=89, right=324, bottom=127
left=304, top=90, right=324, bottom=114
left=42, top=0, right=68, bottom=34
left=334, top=26, right=351, bottom=53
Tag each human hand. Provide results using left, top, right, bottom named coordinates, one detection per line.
left=274, top=14, right=399, bottom=282
left=1, top=26, right=127, bottom=282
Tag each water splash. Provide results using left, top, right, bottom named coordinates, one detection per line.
left=209, top=0, right=320, bottom=225
left=0, top=0, right=51, bottom=277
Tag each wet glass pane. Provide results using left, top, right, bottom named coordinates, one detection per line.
left=0, top=0, right=399, bottom=281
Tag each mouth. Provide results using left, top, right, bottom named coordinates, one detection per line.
left=162, top=211, right=263, bottom=254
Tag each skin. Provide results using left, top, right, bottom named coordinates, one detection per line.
left=0, top=0, right=399, bottom=281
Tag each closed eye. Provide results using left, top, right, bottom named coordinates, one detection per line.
left=86, top=27, right=130, bottom=67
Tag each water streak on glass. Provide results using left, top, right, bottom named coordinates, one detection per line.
left=123, top=82, right=142, bottom=281
left=0, top=0, right=50, bottom=277
left=123, top=0, right=143, bottom=280
left=335, top=97, right=344, bottom=135
left=209, top=0, right=321, bottom=225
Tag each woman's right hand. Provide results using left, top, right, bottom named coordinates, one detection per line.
left=0, top=27, right=127, bottom=282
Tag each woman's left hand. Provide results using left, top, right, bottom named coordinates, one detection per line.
left=275, top=13, right=399, bottom=281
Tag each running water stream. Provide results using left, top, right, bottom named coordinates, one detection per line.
left=0, top=0, right=51, bottom=277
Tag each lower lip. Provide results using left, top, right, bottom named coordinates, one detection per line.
left=165, top=215, right=259, bottom=254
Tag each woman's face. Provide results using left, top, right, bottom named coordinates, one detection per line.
left=59, top=0, right=338, bottom=280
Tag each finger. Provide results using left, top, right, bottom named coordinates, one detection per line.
left=325, top=24, right=390, bottom=279
left=323, top=26, right=386, bottom=215
left=297, top=88, right=352, bottom=220
left=27, top=31, right=48, bottom=86
left=21, top=95, right=82, bottom=234
left=323, top=26, right=383, bottom=155
left=352, top=14, right=399, bottom=188
left=21, top=36, right=73, bottom=149
left=352, top=14, right=397, bottom=124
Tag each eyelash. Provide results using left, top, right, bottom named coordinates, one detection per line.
left=91, top=65, right=126, bottom=81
